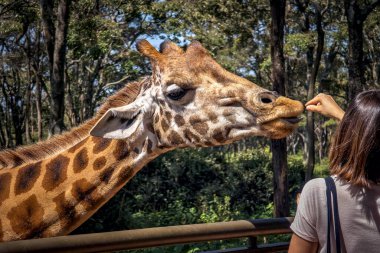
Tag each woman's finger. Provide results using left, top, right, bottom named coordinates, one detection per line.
left=305, top=96, right=322, bottom=106
left=305, top=104, right=321, bottom=112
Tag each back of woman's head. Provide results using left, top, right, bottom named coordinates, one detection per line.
left=330, top=90, right=380, bottom=187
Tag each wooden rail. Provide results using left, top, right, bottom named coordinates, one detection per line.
left=0, top=217, right=294, bottom=253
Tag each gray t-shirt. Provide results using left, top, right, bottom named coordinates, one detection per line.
left=291, top=176, right=380, bottom=253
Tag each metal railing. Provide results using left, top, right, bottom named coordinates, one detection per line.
left=0, top=217, right=294, bottom=253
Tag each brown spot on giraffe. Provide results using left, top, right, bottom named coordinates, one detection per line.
left=164, top=111, right=173, bottom=122
left=7, top=195, right=47, bottom=239
left=92, top=137, right=112, bottom=154
left=118, top=166, right=135, bottom=184
left=93, top=156, right=106, bottom=171
left=15, top=162, right=42, bottom=195
left=223, top=109, right=237, bottom=122
left=0, top=172, right=11, bottom=205
left=168, top=131, right=184, bottom=145
left=207, top=112, right=218, bottom=123
left=73, top=148, right=89, bottom=173
left=71, top=179, right=104, bottom=210
left=174, top=115, right=186, bottom=126
left=223, top=109, right=234, bottom=117
left=113, top=140, right=129, bottom=160
left=147, top=139, right=153, bottom=154
left=189, top=115, right=202, bottom=125
left=146, top=122, right=155, bottom=133
left=53, top=192, right=78, bottom=228
left=204, top=141, right=214, bottom=146
left=193, top=122, right=209, bottom=135
left=212, top=129, right=225, bottom=143
left=71, top=179, right=95, bottom=202
left=183, top=129, right=201, bottom=143
left=42, top=155, right=69, bottom=191
left=68, top=139, right=87, bottom=153
left=160, top=118, right=170, bottom=132
left=99, top=166, right=116, bottom=184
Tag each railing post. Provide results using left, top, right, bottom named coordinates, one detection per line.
left=248, top=236, right=257, bottom=250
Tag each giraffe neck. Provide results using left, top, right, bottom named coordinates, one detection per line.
left=0, top=79, right=144, bottom=170
left=0, top=133, right=164, bottom=241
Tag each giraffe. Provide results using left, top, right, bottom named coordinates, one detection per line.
left=0, top=40, right=303, bottom=242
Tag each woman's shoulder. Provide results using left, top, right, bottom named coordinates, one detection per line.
left=300, top=178, right=327, bottom=201
left=303, top=178, right=326, bottom=192
left=296, top=178, right=327, bottom=227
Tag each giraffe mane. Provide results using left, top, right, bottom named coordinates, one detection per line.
left=0, top=79, right=144, bottom=170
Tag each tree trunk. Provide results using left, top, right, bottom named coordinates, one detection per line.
left=25, top=72, right=32, bottom=144
left=35, top=74, right=43, bottom=141
left=25, top=37, right=33, bottom=144
left=305, top=46, right=315, bottom=182
left=344, top=0, right=365, bottom=100
left=40, top=0, right=71, bottom=135
left=320, top=43, right=337, bottom=91
left=83, top=58, right=103, bottom=120
left=10, top=71, right=24, bottom=146
left=30, top=28, right=44, bottom=141
left=343, top=0, right=380, bottom=100
left=270, top=0, right=289, bottom=217
left=40, top=0, right=55, bottom=73
left=305, top=6, right=325, bottom=181
left=0, top=105, right=6, bottom=147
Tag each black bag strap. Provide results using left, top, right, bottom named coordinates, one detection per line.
left=325, top=176, right=342, bottom=253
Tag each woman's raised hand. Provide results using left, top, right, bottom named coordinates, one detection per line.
left=305, top=93, right=345, bottom=121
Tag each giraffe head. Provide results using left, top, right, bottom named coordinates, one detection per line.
left=90, top=40, right=303, bottom=149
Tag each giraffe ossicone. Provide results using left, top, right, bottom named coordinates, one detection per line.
left=0, top=40, right=303, bottom=242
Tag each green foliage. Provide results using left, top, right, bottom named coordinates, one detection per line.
left=314, top=157, right=330, bottom=178
left=285, top=33, right=316, bottom=55
left=74, top=147, right=306, bottom=252
left=199, top=195, right=240, bottom=223
left=259, top=57, right=272, bottom=73
left=287, top=153, right=306, bottom=194
left=156, top=0, right=270, bottom=78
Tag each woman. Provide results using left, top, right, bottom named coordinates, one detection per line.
left=289, top=90, right=380, bottom=253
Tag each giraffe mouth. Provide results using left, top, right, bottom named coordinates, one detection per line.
left=281, top=116, right=303, bottom=124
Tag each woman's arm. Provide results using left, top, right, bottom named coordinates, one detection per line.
left=305, top=93, right=345, bottom=121
left=288, top=233, right=318, bottom=253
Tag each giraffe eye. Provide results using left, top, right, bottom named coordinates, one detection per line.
left=167, top=87, right=187, bottom=101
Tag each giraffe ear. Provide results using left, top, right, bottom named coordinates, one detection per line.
left=136, top=39, right=163, bottom=61
left=90, top=104, right=143, bottom=139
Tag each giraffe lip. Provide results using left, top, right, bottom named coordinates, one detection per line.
left=281, top=116, right=303, bottom=124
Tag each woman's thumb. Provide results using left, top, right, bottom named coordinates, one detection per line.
left=306, top=104, right=320, bottom=112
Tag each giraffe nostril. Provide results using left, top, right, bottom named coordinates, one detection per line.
left=259, top=92, right=277, bottom=104
left=261, top=97, right=273, bottom=104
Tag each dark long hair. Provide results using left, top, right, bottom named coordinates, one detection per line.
left=329, top=90, right=380, bottom=187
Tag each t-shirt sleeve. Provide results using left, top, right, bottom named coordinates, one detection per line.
left=290, top=179, right=324, bottom=242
